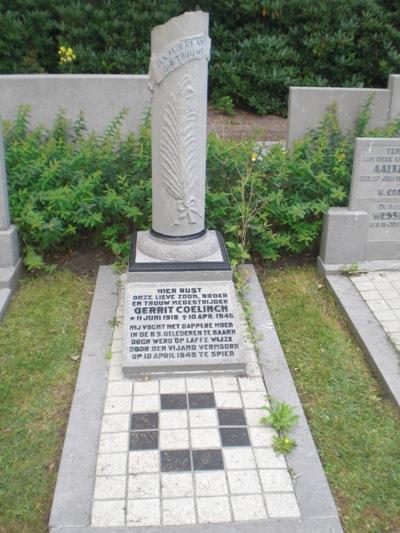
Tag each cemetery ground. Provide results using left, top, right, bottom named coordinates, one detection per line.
left=0, top=255, right=400, bottom=533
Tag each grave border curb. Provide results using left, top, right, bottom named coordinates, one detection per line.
left=324, top=274, right=400, bottom=411
left=49, top=264, right=343, bottom=533
left=49, top=265, right=119, bottom=529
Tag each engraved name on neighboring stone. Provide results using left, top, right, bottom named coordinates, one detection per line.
left=127, top=284, right=239, bottom=362
left=352, top=142, right=400, bottom=241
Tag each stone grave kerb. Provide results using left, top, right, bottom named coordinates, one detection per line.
left=0, top=115, right=22, bottom=317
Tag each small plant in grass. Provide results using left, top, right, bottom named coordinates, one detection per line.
left=261, top=397, right=299, bottom=455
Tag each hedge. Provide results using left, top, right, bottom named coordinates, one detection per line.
left=1, top=1, right=400, bottom=115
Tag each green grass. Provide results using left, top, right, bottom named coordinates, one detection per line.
left=260, top=264, right=400, bottom=533
left=0, top=271, right=93, bottom=533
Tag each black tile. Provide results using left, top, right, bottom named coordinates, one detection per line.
left=131, top=412, right=159, bottom=430
left=217, top=408, right=246, bottom=426
left=161, top=394, right=188, bottom=410
left=220, top=427, right=250, bottom=447
left=130, top=430, right=158, bottom=450
left=161, top=450, right=191, bottom=472
left=192, top=449, right=224, bottom=470
left=188, top=393, right=215, bottom=409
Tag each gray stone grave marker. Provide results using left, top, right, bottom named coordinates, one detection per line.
left=0, top=117, right=22, bottom=318
left=319, top=137, right=400, bottom=272
left=122, top=12, right=247, bottom=377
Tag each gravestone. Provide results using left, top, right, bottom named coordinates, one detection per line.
left=318, top=137, right=400, bottom=272
left=122, top=12, right=246, bottom=377
left=0, top=117, right=22, bottom=318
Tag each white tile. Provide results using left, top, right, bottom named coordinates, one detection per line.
left=99, top=432, right=128, bottom=453
left=101, top=413, right=130, bottom=433
left=227, top=470, right=261, bottom=494
left=132, top=394, right=160, bottom=412
left=128, top=473, right=160, bottom=498
left=133, top=380, right=159, bottom=395
left=245, top=408, right=266, bottom=426
left=265, top=493, right=300, bottom=518
left=352, top=279, right=378, bottom=291
left=190, top=427, right=220, bottom=448
left=238, top=377, right=265, bottom=391
left=260, top=469, right=293, bottom=492
left=373, top=309, right=398, bottom=321
left=91, top=500, right=125, bottom=527
left=387, top=299, right=400, bottom=310
left=161, top=472, right=193, bottom=497
left=380, top=290, right=400, bottom=301
left=186, top=377, right=212, bottom=392
left=195, top=471, right=228, bottom=496
left=212, top=376, right=238, bottom=391
left=107, top=380, right=132, bottom=396
left=109, top=351, right=122, bottom=367
left=361, top=290, right=382, bottom=301
left=241, top=391, right=267, bottom=408
left=197, top=496, right=231, bottom=523
left=94, top=475, right=126, bottom=499
left=367, top=299, right=389, bottom=311
left=381, top=320, right=400, bottom=333
left=223, top=447, right=256, bottom=469
left=160, top=378, right=186, bottom=393
left=159, top=410, right=188, bottom=429
left=250, top=427, right=275, bottom=447
left=129, top=450, right=159, bottom=473
left=246, top=359, right=262, bottom=377
left=108, top=365, right=124, bottom=381
left=391, top=280, right=400, bottom=290
left=354, top=281, right=375, bottom=291
left=96, top=453, right=127, bottom=476
left=214, top=392, right=242, bottom=408
left=104, top=396, right=131, bottom=414
left=189, top=409, right=218, bottom=428
left=373, top=280, right=393, bottom=291
left=162, top=497, right=196, bottom=525
left=254, top=448, right=287, bottom=469
left=160, top=429, right=189, bottom=450
left=231, top=494, right=266, bottom=521
left=127, top=498, right=160, bottom=526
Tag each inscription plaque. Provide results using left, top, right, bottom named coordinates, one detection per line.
left=350, top=138, right=400, bottom=242
left=123, top=281, right=246, bottom=377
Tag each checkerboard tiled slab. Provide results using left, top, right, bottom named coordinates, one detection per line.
left=351, top=271, right=400, bottom=351
left=90, top=278, right=300, bottom=527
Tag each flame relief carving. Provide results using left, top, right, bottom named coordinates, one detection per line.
left=161, top=74, right=202, bottom=226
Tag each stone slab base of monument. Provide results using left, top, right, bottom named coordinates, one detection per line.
left=49, top=265, right=343, bottom=533
left=128, top=230, right=231, bottom=281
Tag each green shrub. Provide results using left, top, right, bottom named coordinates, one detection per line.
left=3, top=102, right=400, bottom=269
left=1, top=1, right=400, bottom=115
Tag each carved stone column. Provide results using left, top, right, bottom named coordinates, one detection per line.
left=136, top=11, right=220, bottom=262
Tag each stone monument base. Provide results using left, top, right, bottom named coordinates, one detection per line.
left=123, top=231, right=247, bottom=378
left=128, top=230, right=232, bottom=283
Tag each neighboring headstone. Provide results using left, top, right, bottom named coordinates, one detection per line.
left=0, top=117, right=22, bottom=318
left=287, top=74, right=400, bottom=147
left=123, top=12, right=246, bottom=377
left=318, top=137, right=400, bottom=273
